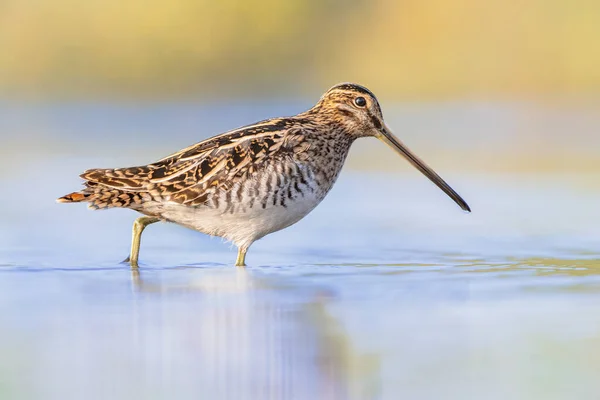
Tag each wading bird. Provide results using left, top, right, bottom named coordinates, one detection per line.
left=58, top=83, right=470, bottom=267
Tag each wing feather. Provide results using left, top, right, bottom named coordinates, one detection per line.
left=80, top=119, right=311, bottom=207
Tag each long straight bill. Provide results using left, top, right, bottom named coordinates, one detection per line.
left=377, top=126, right=471, bottom=212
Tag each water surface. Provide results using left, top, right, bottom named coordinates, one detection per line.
left=1, top=103, right=599, bottom=399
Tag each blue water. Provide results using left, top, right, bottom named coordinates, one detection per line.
left=1, top=102, right=600, bottom=399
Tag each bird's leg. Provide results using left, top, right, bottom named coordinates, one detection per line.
left=124, top=216, right=160, bottom=268
left=235, top=247, right=248, bottom=267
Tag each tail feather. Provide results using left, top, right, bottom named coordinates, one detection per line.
left=57, top=192, right=89, bottom=203
left=58, top=185, right=150, bottom=210
left=59, top=167, right=158, bottom=210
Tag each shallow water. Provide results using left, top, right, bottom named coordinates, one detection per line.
left=1, top=103, right=600, bottom=399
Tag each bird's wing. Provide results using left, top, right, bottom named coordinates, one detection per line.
left=80, top=118, right=312, bottom=206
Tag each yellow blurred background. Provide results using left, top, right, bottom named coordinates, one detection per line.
left=1, top=0, right=599, bottom=173
left=1, top=0, right=599, bottom=99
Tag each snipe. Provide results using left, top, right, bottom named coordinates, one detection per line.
left=58, top=83, right=470, bottom=267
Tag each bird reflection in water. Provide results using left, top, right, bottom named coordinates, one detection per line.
left=128, top=266, right=380, bottom=399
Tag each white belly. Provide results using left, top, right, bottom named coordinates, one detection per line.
left=156, top=189, right=323, bottom=249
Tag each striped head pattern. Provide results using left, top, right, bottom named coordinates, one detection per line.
left=311, top=83, right=385, bottom=138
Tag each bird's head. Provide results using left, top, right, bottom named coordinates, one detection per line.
left=313, top=82, right=471, bottom=212
left=314, top=83, right=385, bottom=138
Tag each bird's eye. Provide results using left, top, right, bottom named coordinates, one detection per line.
left=354, top=97, right=367, bottom=107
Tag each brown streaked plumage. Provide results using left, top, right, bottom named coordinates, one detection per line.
left=58, top=83, right=470, bottom=267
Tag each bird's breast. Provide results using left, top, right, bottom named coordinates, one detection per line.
left=212, top=161, right=330, bottom=215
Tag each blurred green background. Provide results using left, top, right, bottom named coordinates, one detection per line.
left=1, top=0, right=599, bottom=173
left=2, top=0, right=599, bottom=99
